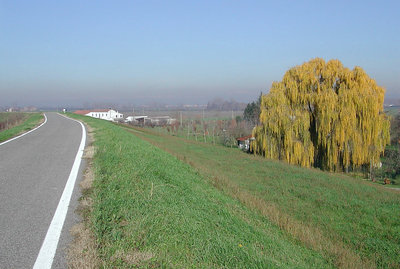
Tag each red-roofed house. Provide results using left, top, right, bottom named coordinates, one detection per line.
left=74, top=109, right=123, bottom=121
left=236, top=135, right=254, bottom=151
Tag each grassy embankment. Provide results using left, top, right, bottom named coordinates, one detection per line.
left=0, top=112, right=44, bottom=142
left=68, top=114, right=333, bottom=268
left=123, top=125, right=400, bottom=269
left=69, top=114, right=400, bottom=268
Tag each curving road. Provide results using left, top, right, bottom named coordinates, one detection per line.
left=0, top=112, right=86, bottom=269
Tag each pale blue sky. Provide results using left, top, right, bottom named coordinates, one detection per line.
left=0, top=0, right=399, bottom=107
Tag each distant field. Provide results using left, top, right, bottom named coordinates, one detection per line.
left=0, top=112, right=44, bottom=142
left=123, top=109, right=243, bottom=121
left=68, top=114, right=400, bottom=268
left=384, top=106, right=400, bottom=117
left=123, top=109, right=252, bottom=147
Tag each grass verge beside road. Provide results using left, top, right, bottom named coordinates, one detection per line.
left=68, top=114, right=333, bottom=268
left=0, top=113, right=44, bottom=143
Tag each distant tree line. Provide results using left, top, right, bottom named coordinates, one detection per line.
left=206, top=98, right=247, bottom=111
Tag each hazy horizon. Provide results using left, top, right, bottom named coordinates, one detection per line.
left=1, top=1, right=399, bottom=108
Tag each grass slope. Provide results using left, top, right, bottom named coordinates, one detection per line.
left=70, top=114, right=333, bottom=268
left=123, top=125, right=400, bottom=269
left=0, top=113, right=44, bottom=142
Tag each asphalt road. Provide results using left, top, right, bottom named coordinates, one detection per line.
left=0, top=112, right=85, bottom=269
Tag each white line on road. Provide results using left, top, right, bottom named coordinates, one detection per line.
left=33, top=114, right=86, bottom=269
left=0, top=113, right=48, bottom=146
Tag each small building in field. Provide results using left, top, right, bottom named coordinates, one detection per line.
left=236, top=135, right=253, bottom=151
left=148, top=116, right=176, bottom=125
left=74, top=109, right=123, bottom=121
left=125, top=115, right=176, bottom=126
left=125, top=115, right=148, bottom=123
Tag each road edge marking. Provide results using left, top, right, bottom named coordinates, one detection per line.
left=0, top=113, right=48, bottom=146
left=33, top=114, right=86, bottom=269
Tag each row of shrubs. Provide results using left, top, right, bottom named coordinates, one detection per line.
left=0, top=113, right=27, bottom=131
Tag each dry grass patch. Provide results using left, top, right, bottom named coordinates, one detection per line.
left=83, top=146, right=96, bottom=159
left=67, top=223, right=99, bottom=269
left=111, top=249, right=154, bottom=266
left=67, top=122, right=100, bottom=268
left=80, top=166, right=94, bottom=192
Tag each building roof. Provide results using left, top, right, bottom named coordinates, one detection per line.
left=74, top=109, right=110, bottom=115
left=236, top=135, right=253, bottom=141
left=74, top=110, right=91, bottom=115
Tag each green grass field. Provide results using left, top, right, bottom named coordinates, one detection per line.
left=384, top=107, right=400, bottom=117
left=69, top=114, right=400, bottom=268
left=0, top=112, right=44, bottom=142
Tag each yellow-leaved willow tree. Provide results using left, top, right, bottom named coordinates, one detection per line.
left=252, top=58, right=390, bottom=172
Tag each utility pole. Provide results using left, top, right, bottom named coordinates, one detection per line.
left=180, top=111, right=182, bottom=127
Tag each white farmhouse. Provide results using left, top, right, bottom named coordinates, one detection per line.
left=74, top=109, right=123, bottom=121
